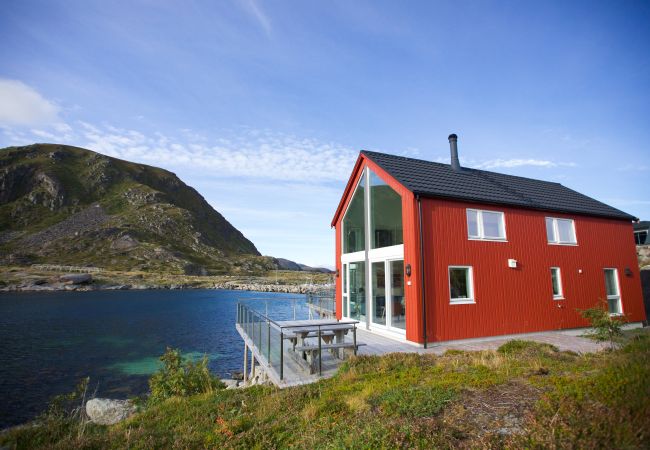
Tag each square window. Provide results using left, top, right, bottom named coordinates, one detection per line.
left=466, top=209, right=506, bottom=240
left=449, top=267, right=474, bottom=303
left=546, top=217, right=577, bottom=245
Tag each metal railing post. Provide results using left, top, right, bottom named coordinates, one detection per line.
left=267, top=320, right=271, bottom=364
left=353, top=325, right=357, bottom=356
left=318, top=325, right=322, bottom=376
left=280, top=330, right=284, bottom=380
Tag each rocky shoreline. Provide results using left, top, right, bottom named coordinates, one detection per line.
left=0, top=277, right=331, bottom=294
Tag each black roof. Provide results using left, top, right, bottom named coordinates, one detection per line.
left=362, top=150, right=636, bottom=221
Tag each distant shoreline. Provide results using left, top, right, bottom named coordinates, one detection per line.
left=0, top=282, right=330, bottom=294
left=0, top=266, right=334, bottom=295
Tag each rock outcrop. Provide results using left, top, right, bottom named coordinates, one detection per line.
left=85, top=398, right=137, bottom=425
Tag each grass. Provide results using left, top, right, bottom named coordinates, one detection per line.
left=2, top=329, right=649, bottom=449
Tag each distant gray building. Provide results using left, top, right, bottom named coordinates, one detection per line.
left=634, top=221, right=649, bottom=245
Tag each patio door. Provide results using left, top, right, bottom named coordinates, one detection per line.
left=370, top=258, right=405, bottom=333
left=345, top=261, right=366, bottom=322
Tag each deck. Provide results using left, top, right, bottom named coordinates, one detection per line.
left=237, top=300, right=610, bottom=388
left=236, top=320, right=353, bottom=387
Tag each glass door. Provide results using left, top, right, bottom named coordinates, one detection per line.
left=348, top=261, right=366, bottom=322
left=389, top=260, right=406, bottom=331
left=371, top=262, right=386, bottom=326
left=369, top=258, right=405, bottom=333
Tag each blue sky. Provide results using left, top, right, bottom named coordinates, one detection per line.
left=1, top=0, right=649, bottom=267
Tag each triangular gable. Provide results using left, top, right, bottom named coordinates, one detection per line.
left=331, top=152, right=414, bottom=227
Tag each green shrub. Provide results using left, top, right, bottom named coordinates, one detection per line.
left=148, top=348, right=224, bottom=403
left=580, top=300, right=626, bottom=348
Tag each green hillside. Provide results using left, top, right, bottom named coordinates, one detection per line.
left=0, top=144, right=273, bottom=274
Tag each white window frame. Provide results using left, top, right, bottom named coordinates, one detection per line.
left=550, top=267, right=563, bottom=300
left=467, top=209, right=507, bottom=241
left=448, top=266, right=475, bottom=304
left=634, top=230, right=648, bottom=245
left=604, top=268, right=623, bottom=316
left=546, top=217, right=577, bottom=245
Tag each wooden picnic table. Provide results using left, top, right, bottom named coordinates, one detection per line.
left=277, top=319, right=360, bottom=374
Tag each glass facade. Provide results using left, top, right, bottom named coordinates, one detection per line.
left=341, top=168, right=404, bottom=332
left=343, top=179, right=365, bottom=254
left=370, top=171, right=403, bottom=249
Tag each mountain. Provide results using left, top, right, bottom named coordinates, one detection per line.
left=274, top=258, right=333, bottom=273
left=0, top=143, right=277, bottom=274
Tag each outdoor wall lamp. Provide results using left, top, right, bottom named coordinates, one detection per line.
left=625, top=267, right=633, bottom=277
left=405, top=264, right=411, bottom=277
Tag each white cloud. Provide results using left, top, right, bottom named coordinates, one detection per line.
left=473, top=158, right=576, bottom=170
left=75, top=123, right=359, bottom=182
left=617, top=164, right=649, bottom=171
left=0, top=79, right=59, bottom=126
left=237, top=0, right=272, bottom=35
left=2, top=120, right=360, bottom=182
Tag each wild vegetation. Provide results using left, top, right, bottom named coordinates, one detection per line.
left=2, top=329, right=648, bottom=449
left=148, top=348, right=225, bottom=403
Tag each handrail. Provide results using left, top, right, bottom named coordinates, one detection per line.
left=236, top=300, right=359, bottom=381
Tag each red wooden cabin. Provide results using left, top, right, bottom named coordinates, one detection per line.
left=331, top=134, right=646, bottom=345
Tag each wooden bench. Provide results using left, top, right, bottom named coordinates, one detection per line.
left=292, top=342, right=367, bottom=374
left=283, top=325, right=354, bottom=350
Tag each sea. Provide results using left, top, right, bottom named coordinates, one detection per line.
left=0, top=289, right=309, bottom=428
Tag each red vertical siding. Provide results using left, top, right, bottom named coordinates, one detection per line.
left=422, top=198, right=646, bottom=342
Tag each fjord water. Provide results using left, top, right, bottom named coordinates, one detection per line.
left=0, top=289, right=309, bottom=428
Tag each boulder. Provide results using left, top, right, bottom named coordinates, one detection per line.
left=85, top=398, right=136, bottom=425
left=221, top=379, right=240, bottom=390
left=59, top=273, right=92, bottom=284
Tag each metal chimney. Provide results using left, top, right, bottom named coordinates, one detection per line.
left=448, top=133, right=462, bottom=172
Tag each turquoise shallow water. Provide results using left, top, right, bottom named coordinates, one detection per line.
left=0, top=289, right=308, bottom=428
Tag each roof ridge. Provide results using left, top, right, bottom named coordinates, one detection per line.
left=361, top=149, right=564, bottom=187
